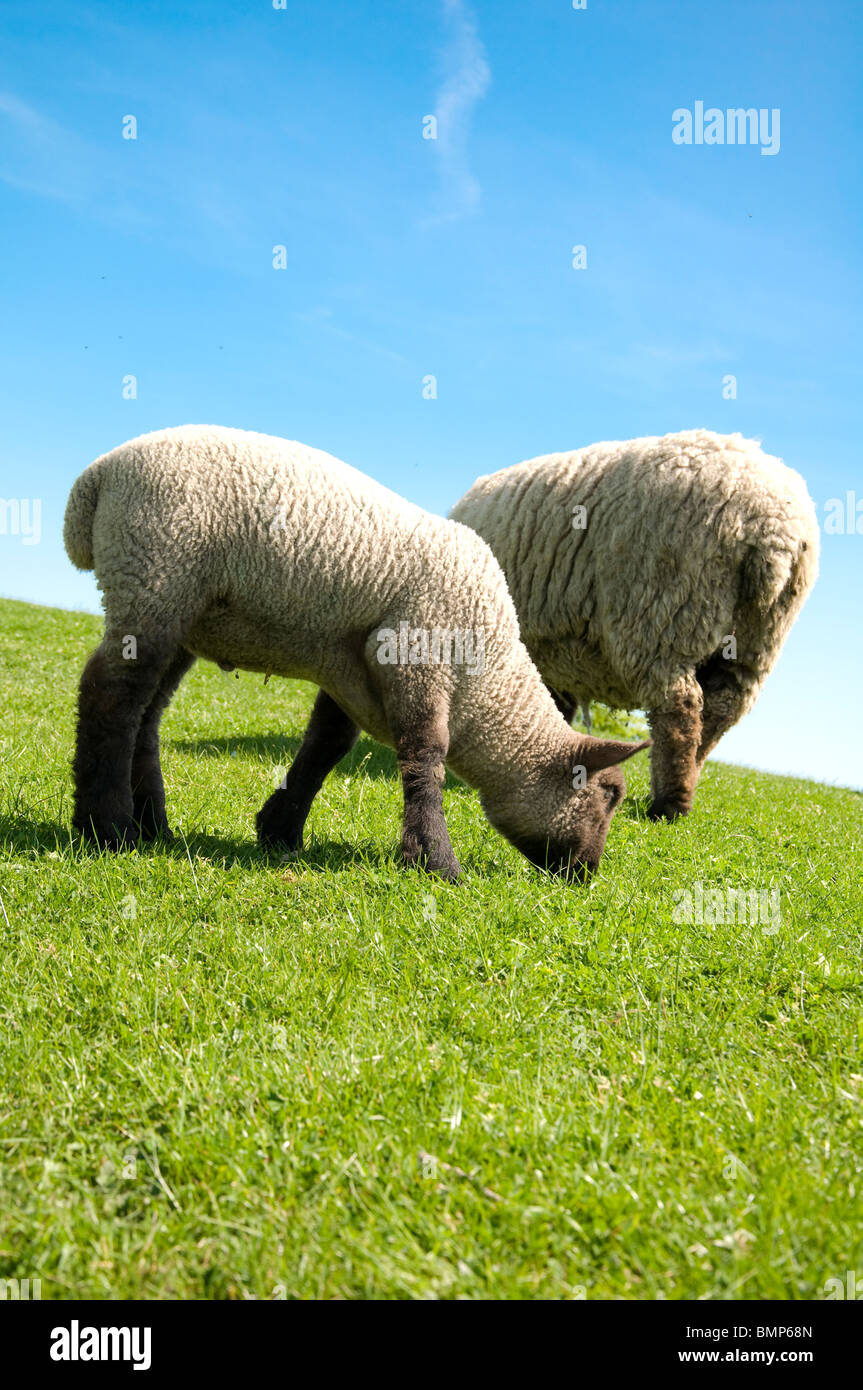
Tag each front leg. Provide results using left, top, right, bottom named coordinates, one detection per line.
left=647, top=675, right=704, bottom=820
left=256, top=690, right=359, bottom=850
left=395, top=719, right=461, bottom=882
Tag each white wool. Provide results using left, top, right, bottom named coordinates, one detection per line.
left=451, top=428, right=819, bottom=722
left=64, top=425, right=642, bottom=860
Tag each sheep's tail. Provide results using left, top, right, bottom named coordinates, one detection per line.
left=63, top=463, right=102, bottom=570
left=740, top=508, right=819, bottom=621
left=736, top=489, right=820, bottom=690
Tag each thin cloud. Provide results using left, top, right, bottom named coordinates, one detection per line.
left=292, top=307, right=409, bottom=367
left=427, top=0, right=491, bottom=224
left=0, top=90, right=247, bottom=247
left=0, top=91, right=93, bottom=203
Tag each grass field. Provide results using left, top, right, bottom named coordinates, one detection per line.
left=0, top=595, right=861, bottom=1300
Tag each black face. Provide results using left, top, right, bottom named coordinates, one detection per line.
left=505, top=832, right=596, bottom=881
left=503, top=828, right=610, bottom=881
left=489, top=770, right=626, bottom=882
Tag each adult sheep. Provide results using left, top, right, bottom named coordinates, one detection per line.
left=451, top=429, right=818, bottom=821
left=63, top=425, right=648, bottom=880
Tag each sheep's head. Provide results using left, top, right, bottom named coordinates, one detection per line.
left=482, top=734, right=650, bottom=881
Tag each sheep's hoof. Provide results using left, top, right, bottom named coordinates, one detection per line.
left=133, top=811, right=174, bottom=843
left=73, top=816, right=138, bottom=850
left=402, top=845, right=462, bottom=882
left=256, top=813, right=303, bottom=853
left=647, top=797, right=691, bottom=822
left=430, top=860, right=462, bottom=883
left=137, top=824, right=174, bottom=844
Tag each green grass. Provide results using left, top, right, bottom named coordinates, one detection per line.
left=1, top=595, right=861, bottom=1301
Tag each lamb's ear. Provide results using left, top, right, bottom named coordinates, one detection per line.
left=575, top=734, right=651, bottom=772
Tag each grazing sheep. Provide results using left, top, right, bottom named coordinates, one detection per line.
left=63, top=425, right=648, bottom=880
left=451, top=429, right=818, bottom=821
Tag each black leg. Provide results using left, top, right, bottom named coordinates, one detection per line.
left=396, top=721, right=461, bottom=882
left=73, top=640, right=176, bottom=848
left=256, top=690, right=359, bottom=850
left=131, top=647, right=196, bottom=839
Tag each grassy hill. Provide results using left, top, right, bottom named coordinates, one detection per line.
left=0, top=596, right=860, bottom=1300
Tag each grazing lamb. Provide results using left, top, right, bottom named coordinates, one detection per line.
left=451, top=429, right=818, bottom=821
left=63, top=426, right=648, bottom=880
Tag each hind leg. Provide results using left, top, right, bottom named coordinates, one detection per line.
left=131, top=648, right=196, bottom=839
left=73, top=626, right=190, bottom=848
left=257, top=690, right=360, bottom=851
left=647, top=675, right=704, bottom=821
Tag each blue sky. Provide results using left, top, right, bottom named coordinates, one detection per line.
left=1, top=0, right=860, bottom=787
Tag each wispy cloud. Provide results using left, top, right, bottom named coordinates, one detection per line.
left=0, top=91, right=94, bottom=203
left=427, top=0, right=490, bottom=224
left=0, top=89, right=161, bottom=233
left=0, top=90, right=256, bottom=251
left=291, top=306, right=409, bottom=366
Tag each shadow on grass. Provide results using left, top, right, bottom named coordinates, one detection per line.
left=0, top=812, right=397, bottom=875
left=165, top=829, right=398, bottom=875
left=169, top=733, right=399, bottom=780
left=0, top=810, right=605, bottom=884
left=0, top=813, right=79, bottom=857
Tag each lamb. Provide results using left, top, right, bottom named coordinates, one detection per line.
left=63, top=425, right=649, bottom=880
left=451, top=429, right=818, bottom=821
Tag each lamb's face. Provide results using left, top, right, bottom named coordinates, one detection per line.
left=482, top=765, right=627, bottom=882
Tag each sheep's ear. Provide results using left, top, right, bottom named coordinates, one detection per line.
left=575, top=735, right=651, bottom=772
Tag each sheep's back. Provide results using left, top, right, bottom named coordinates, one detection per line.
left=84, top=424, right=519, bottom=648
left=452, top=430, right=819, bottom=707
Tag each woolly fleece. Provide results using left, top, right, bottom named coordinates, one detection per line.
left=451, top=429, right=819, bottom=720
left=64, top=425, right=646, bottom=864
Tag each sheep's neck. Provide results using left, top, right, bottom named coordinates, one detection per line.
left=447, top=663, right=573, bottom=801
